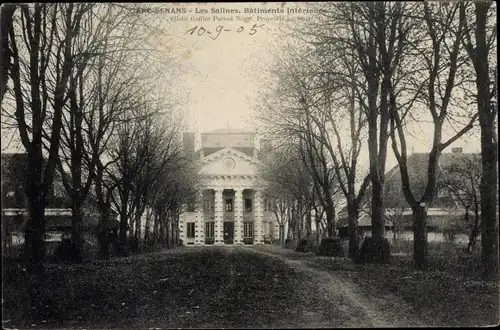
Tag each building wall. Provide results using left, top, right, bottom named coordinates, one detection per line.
left=180, top=129, right=278, bottom=245
left=201, top=132, right=255, bottom=148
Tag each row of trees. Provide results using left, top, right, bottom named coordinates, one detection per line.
left=1, top=4, right=197, bottom=272
left=257, top=2, right=497, bottom=279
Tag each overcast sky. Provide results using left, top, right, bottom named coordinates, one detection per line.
left=1, top=2, right=481, bottom=170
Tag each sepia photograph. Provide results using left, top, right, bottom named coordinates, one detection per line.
left=1, top=2, right=498, bottom=328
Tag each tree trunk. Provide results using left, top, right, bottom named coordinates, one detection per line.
left=467, top=204, right=481, bottom=253
left=71, top=196, right=84, bottom=260
left=136, top=214, right=142, bottom=241
left=118, top=195, right=129, bottom=256
left=166, top=216, right=171, bottom=247
left=413, top=205, right=428, bottom=269
left=144, top=207, right=151, bottom=245
left=69, top=76, right=85, bottom=261
left=153, top=213, right=159, bottom=245
left=134, top=206, right=143, bottom=243
left=172, top=211, right=178, bottom=245
left=174, top=216, right=179, bottom=245
left=24, top=150, right=46, bottom=273
left=279, top=224, right=285, bottom=244
left=371, top=180, right=386, bottom=242
left=480, top=139, right=498, bottom=279
left=159, top=215, right=165, bottom=247
left=296, top=203, right=303, bottom=240
left=325, top=204, right=336, bottom=238
left=305, top=211, right=312, bottom=235
left=96, top=208, right=111, bottom=259
left=24, top=192, right=46, bottom=274
left=462, top=1, right=499, bottom=281
left=287, top=221, right=293, bottom=240
left=0, top=4, right=16, bottom=103
left=347, top=207, right=359, bottom=260
left=478, top=83, right=498, bottom=279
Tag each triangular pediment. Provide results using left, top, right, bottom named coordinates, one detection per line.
left=199, top=147, right=261, bottom=176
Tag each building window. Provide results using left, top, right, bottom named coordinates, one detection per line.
left=244, top=198, right=252, bottom=212
left=203, top=198, right=214, bottom=212
left=225, top=199, right=233, bottom=212
left=187, top=222, right=195, bottom=238
left=244, top=222, right=254, bottom=238
left=187, top=202, right=196, bottom=212
left=205, top=222, right=215, bottom=238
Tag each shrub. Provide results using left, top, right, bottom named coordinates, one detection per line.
left=127, top=236, right=139, bottom=252
left=296, top=238, right=317, bottom=253
left=53, top=239, right=83, bottom=263
left=205, top=237, right=215, bottom=245
left=354, top=236, right=391, bottom=264
left=243, top=237, right=254, bottom=245
left=264, top=235, right=275, bottom=244
left=443, top=227, right=457, bottom=244
left=284, top=239, right=298, bottom=249
left=316, top=238, right=344, bottom=257
left=295, top=239, right=308, bottom=252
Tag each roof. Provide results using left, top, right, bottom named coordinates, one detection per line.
left=342, top=151, right=481, bottom=214
left=337, top=213, right=394, bottom=228
left=205, top=128, right=254, bottom=134
left=200, top=147, right=261, bottom=166
left=196, top=146, right=263, bottom=160
left=383, top=152, right=481, bottom=209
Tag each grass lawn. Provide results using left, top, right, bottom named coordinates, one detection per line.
left=3, top=247, right=333, bottom=329
left=262, top=243, right=499, bottom=327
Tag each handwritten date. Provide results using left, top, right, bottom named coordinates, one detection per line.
left=186, top=24, right=265, bottom=40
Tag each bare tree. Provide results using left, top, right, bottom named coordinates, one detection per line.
left=459, top=1, right=498, bottom=280
left=318, top=3, right=398, bottom=262
left=0, top=4, right=17, bottom=103
left=388, top=3, right=480, bottom=269
left=260, top=144, right=316, bottom=243
left=285, top=2, right=405, bottom=261
left=147, top=153, right=199, bottom=248
left=128, top=110, right=185, bottom=249
left=32, top=3, right=173, bottom=260
left=6, top=4, right=95, bottom=272
left=257, top=44, right=345, bottom=241
left=440, top=154, right=482, bottom=253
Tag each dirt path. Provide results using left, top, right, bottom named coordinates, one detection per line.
left=247, top=245, right=427, bottom=328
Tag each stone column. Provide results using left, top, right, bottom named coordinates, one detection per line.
left=254, top=190, right=264, bottom=244
left=214, top=188, right=224, bottom=245
left=179, top=207, right=185, bottom=243
left=196, top=189, right=205, bottom=245
left=234, top=188, right=243, bottom=245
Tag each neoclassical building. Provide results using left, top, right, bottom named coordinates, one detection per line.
left=179, top=128, right=278, bottom=245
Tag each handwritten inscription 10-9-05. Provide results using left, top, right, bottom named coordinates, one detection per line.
left=186, top=24, right=265, bottom=40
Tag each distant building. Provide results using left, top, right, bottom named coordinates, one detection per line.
left=1, top=152, right=118, bottom=250
left=180, top=128, right=278, bottom=245
left=337, top=148, right=481, bottom=235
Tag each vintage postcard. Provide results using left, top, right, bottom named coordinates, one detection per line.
left=1, top=2, right=498, bottom=329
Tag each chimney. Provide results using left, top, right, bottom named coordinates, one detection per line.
left=452, top=147, right=463, bottom=153
left=183, top=132, right=195, bottom=154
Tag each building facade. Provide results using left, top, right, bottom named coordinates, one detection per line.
left=179, top=128, right=278, bottom=245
